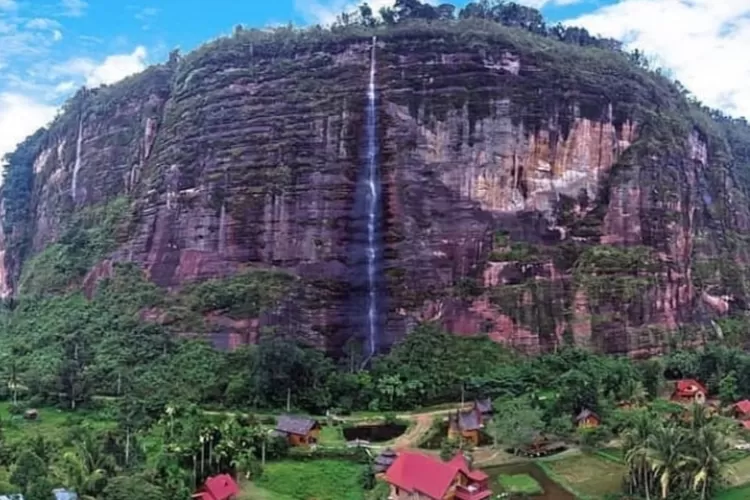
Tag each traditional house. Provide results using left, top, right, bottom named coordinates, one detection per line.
left=733, top=400, right=750, bottom=420
left=671, top=379, right=707, bottom=405
left=373, top=448, right=398, bottom=476
left=383, top=451, right=492, bottom=500
left=273, top=414, right=321, bottom=447
left=574, top=408, right=601, bottom=429
left=448, top=408, right=484, bottom=446
left=192, top=474, right=239, bottom=500
left=474, top=398, right=493, bottom=418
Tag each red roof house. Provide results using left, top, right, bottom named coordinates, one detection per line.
left=192, top=474, right=239, bottom=500
left=734, top=400, right=750, bottom=420
left=740, top=420, right=750, bottom=431
left=671, top=379, right=707, bottom=404
left=383, top=451, right=491, bottom=500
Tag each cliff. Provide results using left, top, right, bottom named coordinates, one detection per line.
left=3, top=19, right=750, bottom=356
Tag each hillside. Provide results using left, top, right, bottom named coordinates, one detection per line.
left=2, top=2, right=750, bottom=356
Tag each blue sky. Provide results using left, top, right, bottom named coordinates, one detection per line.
left=0, top=0, right=748, bottom=159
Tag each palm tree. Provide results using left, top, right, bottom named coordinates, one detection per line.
left=646, top=425, right=688, bottom=499
left=54, top=435, right=112, bottom=499
left=686, top=425, right=731, bottom=499
left=623, top=412, right=656, bottom=499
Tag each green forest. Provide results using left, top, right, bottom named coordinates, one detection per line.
left=0, top=0, right=749, bottom=499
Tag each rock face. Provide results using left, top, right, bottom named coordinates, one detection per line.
left=2, top=24, right=749, bottom=355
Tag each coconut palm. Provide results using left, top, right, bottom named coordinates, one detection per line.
left=646, top=425, right=688, bottom=499
left=686, top=425, right=731, bottom=500
left=53, top=435, right=112, bottom=499
left=623, top=411, right=656, bottom=499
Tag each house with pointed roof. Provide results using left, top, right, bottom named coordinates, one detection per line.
left=671, top=379, right=707, bottom=405
left=574, top=408, right=600, bottom=429
left=383, top=451, right=491, bottom=500
left=273, top=414, right=321, bottom=447
left=448, top=408, right=484, bottom=446
left=192, top=474, right=239, bottom=500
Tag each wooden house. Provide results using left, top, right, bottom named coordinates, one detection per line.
left=192, top=474, right=239, bottom=500
left=373, top=448, right=397, bottom=476
left=448, top=408, right=483, bottom=446
left=474, top=398, right=493, bottom=418
left=574, top=408, right=600, bottom=429
left=671, top=379, right=707, bottom=405
left=383, top=451, right=492, bottom=500
left=273, top=414, right=321, bottom=447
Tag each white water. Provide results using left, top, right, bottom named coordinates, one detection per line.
left=218, top=202, right=227, bottom=254
left=365, top=36, right=379, bottom=357
left=71, top=119, right=83, bottom=202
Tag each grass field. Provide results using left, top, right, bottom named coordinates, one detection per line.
left=254, top=459, right=366, bottom=500
left=0, top=402, right=116, bottom=443
left=319, top=424, right=345, bottom=445
left=716, top=484, right=750, bottom=500
left=543, top=453, right=626, bottom=498
left=497, top=473, right=543, bottom=495
left=728, top=455, right=750, bottom=486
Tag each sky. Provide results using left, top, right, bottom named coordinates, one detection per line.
left=0, top=0, right=749, bottom=161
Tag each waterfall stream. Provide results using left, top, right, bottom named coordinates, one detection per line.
left=71, top=119, right=83, bottom=202
left=364, top=36, right=380, bottom=359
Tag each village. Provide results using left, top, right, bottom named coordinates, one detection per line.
left=180, top=377, right=750, bottom=500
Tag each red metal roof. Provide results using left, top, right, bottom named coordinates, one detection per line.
left=201, top=474, right=239, bottom=500
left=735, top=400, right=750, bottom=414
left=675, top=379, right=707, bottom=396
left=447, top=453, right=488, bottom=482
left=384, top=452, right=489, bottom=500
left=385, top=452, right=460, bottom=499
left=741, top=420, right=750, bottom=430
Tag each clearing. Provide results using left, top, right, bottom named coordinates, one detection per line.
left=542, top=453, right=626, bottom=499
left=253, top=459, right=366, bottom=500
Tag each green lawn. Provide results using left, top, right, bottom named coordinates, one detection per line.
left=497, top=473, right=543, bottom=495
left=319, top=424, right=345, bottom=445
left=543, top=454, right=626, bottom=499
left=728, top=455, right=750, bottom=486
left=255, top=459, right=366, bottom=500
left=0, top=402, right=116, bottom=443
left=716, top=484, right=750, bottom=500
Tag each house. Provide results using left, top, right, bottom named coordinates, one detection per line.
left=273, top=414, right=321, bottom=447
left=373, top=448, right=398, bottom=475
left=192, top=474, right=239, bottom=500
left=733, top=400, right=750, bottom=420
left=383, top=451, right=492, bottom=500
left=448, top=408, right=484, bottom=446
left=671, top=379, right=707, bottom=405
left=740, top=420, right=750, bottom=431
left=474, top=398, right=493, bottom=418
left=574, top=408, right=601, bottom=429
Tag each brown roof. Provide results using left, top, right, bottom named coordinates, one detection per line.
left=575, top=408, right=599, bottom=422
left=275, top=414, right=319, bottom=436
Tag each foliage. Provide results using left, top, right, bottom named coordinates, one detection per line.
left=18, top=197, right=131, bottom=297
left=490, top=397, right=543, bottom=452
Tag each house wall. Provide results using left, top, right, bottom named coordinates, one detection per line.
left=447, top=428, right=479, bottom=446
left=579, top=417, right=599, bottom=429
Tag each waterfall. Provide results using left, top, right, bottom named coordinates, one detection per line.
left=364, top=36, right=380, bottom=359
left=347, top=36, right=384, bottom=364
left=218, top=202, right=227, bottom=255
left=71, top=119, right=83, bottom=202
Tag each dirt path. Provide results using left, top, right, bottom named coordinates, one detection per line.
left=391, top=413, right=435, bottom=449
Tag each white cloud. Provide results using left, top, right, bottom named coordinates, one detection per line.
left=567, top=0, right=750, bottom=119
left=295, top=0, right=437, bottom=26
left=0, top=92, right=57, bottom=162
left=514, top=0, right=582, bottom=7
left=55, top=46, right=148, bottom=87
left=0, top=0, right=17, bottom=11
left=25, top=18, right=61, bottom=30
left=60, top=0, right=87, bottom=17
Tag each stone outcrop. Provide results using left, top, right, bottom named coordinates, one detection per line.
left=2, top=24, right=749, bottom=355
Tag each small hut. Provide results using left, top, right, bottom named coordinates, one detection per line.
left=23, top=409, right=38, bottom=421
left=373, top=448, right=397, bottom=475
left=574, top=408, right=600, bottom=429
